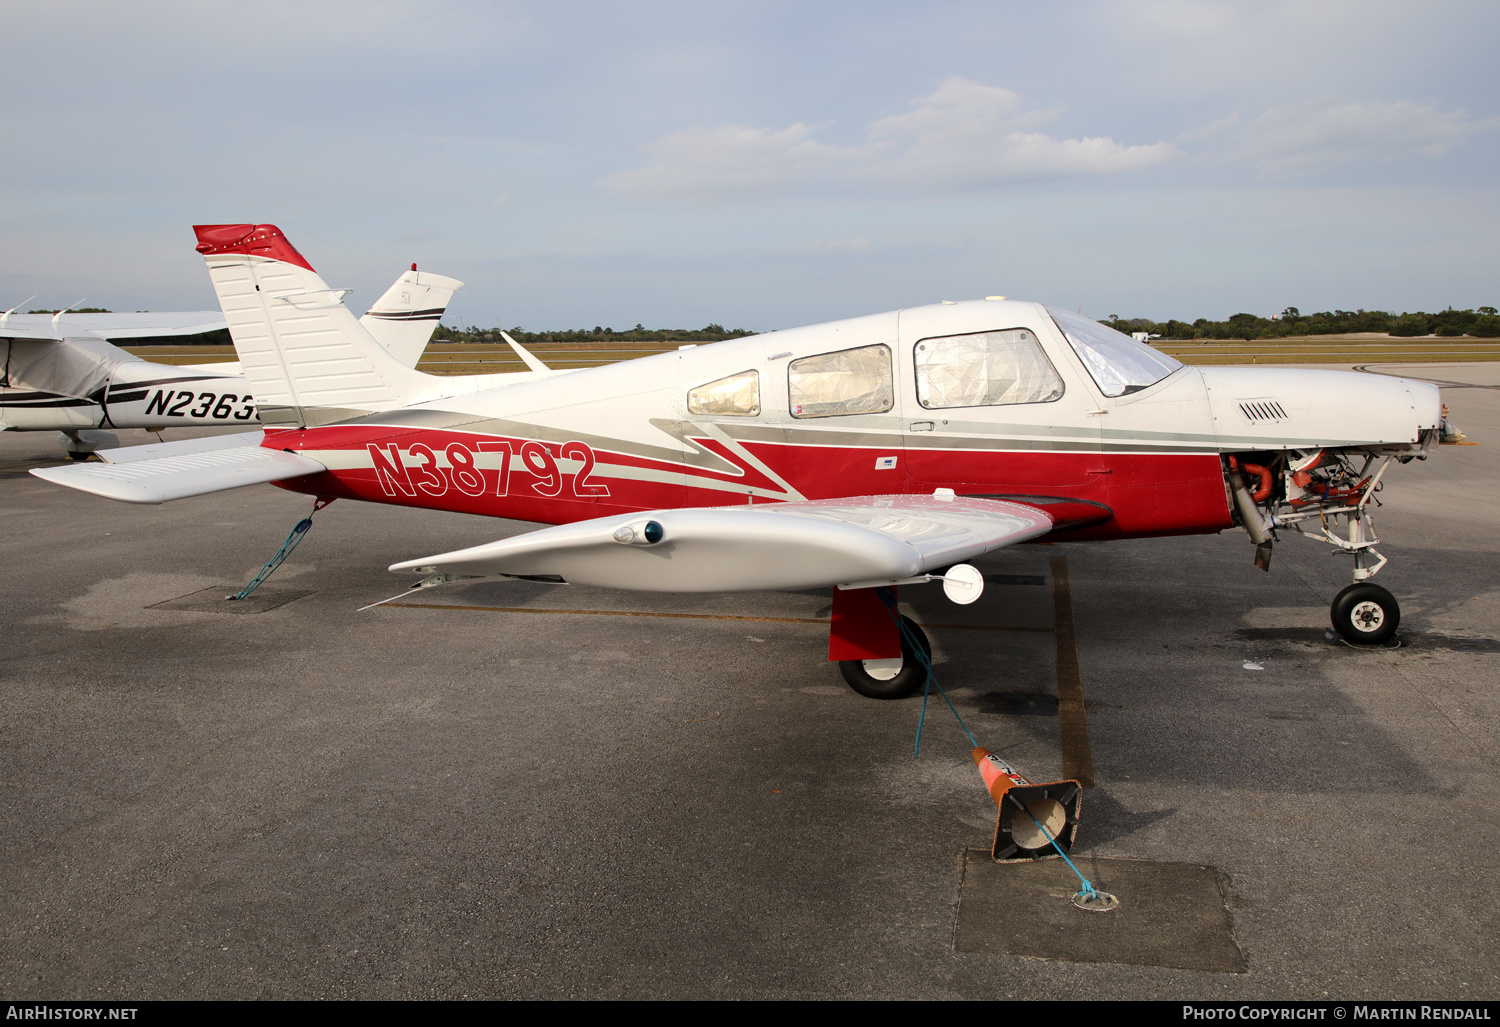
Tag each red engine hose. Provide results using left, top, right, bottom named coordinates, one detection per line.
left=1242, top=462, right=1273, bottom=503
left=1225, top=455, right=1274, bottom=502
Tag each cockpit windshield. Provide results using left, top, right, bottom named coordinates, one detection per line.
left=1046, top=306, right=1182, bottom=397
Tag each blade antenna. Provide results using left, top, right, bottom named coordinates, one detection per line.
left=500, top=331, right=551, bottom=373
left=1, top=294, right=36, bottom=328
left=51, top=298, right=88, bottom=336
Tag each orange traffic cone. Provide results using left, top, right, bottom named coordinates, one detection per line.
left=972, top=747, right=1082, bottom=863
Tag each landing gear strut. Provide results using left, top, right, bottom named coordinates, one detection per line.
left=58, top=429, right=119, bottom=461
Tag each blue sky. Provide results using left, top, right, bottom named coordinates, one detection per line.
left=2, top=0, right=1496, bottom=330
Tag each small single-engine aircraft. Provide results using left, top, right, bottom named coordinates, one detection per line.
left=2, top=265, right=461, bottom=457
left=33, top=224, right=1444, bottom=697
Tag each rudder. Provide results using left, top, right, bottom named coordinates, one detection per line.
left=194, top=224, right=433, bottom=428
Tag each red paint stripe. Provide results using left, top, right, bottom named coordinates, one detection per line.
left=193, top=224, right=317, bottom=273
left=266, top=425, right=1233, bottom=540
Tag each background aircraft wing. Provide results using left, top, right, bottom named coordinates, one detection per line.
left=1, top=312, right=227, bottom=340
left=30, top=434, right=323, bottom=504
left=390, top=494, right=1054, bottom=592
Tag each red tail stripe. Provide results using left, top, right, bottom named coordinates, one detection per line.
left=192, top=224, right=316, bottom=273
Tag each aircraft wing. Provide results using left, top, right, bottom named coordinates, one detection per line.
left=1, top=312, right=227, bottom=340
left=390, top=494, right=1053, bottom=592
left=30, top=433, right=323, bottom=504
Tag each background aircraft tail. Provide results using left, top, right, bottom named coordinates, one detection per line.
left=360, top=266, right=463, bottom=368
left=194, top=224, right=435, bottom=428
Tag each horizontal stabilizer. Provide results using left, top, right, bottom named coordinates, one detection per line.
left=31, top=440, right=323, bottom=504
left=390, top=495, right=1053, bottom=593
left=97, top=430, right=264, bottom=464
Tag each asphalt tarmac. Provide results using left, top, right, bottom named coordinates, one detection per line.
left=1, top=363, right=1495, bottom=1000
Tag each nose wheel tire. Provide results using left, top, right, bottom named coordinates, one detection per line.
left=1330, top=582, right=1400, bottom=645
left=838, top=615, right=932, bottom=700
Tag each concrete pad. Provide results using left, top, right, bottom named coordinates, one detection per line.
left=148, top=586, right=315, bottom=614
left=955, top=851, right=1246, bottom=973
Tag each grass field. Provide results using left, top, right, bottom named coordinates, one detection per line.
left=123, top=332, right=1500, bottom=375
left=122, top=339, right=686, bottom=375
left=1151, top=333, right=1500, bottom=364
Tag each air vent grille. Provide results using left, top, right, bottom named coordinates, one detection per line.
left=1238, top=399, right=1288, bottom=423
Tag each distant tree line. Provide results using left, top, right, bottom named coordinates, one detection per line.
left=1108, top=306, right=1500, bottom=340
left=433, top=323, right=758, bottom=344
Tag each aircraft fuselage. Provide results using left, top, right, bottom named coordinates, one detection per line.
left=259, top=299, right=1441, bottom=544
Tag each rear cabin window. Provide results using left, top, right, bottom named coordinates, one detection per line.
left=914, top=329, right=1064, bottom=409
left=688, top=369, right=760, bottom=416
left=788, top=344, right=893, bottom=418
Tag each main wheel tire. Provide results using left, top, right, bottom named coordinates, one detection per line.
left=1331, top=582, right=1400, bottom=645
left=838, top=615, right=932, bottom=700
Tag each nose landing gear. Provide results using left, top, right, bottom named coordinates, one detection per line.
left=1228, top=449, right=1414, bottom=648
left=1330, top=581, right=1400, bottom=645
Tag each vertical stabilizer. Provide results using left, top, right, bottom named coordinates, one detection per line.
left=194, top=224, right=432, bottom=428
left=360, top=266, right=463, bottom=368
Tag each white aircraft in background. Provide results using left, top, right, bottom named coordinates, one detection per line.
left=35, top=224, right=1443, bottom=692
left=2, top=262, right=461, bottom=457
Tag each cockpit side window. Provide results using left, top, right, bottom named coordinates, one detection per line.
left=788, top=344, right=893, bottom=418
left=914, top=329, right=1063, bottom=409
left=688, top=369, right=760, bottom=416
left=1046, top=305, right=1183, bottom=397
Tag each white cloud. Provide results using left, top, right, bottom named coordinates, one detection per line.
left=1214, top=99, right=1498, bottom=175
left=604, top=77, right=1177, bottom=201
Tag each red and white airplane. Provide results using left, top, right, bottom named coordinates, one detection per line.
left=2, top=265, right=461, bottom=457
left=33, top=224, right=1444, bottom=697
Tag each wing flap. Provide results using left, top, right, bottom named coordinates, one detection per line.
left=390, top=494, right=1052, bottom=593
left=31, top=440, right=323, bottom=504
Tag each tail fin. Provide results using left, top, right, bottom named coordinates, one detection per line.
left=194, top=224, right=433, bottom=428
left=360, top=265, right=463, bottom=368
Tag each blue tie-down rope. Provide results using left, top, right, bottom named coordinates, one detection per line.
left=1007, top=793, right=1117, bottom=910
left=229, top=498, right=332, bottom=601
left=875, top=587, right=1118, bottom=911
left=875, top=586, right=976, bottom=757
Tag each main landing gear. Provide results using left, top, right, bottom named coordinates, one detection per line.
left=829, top=567, right=982, bottom=699
left=58, top=429, right=119, bottom=461
left=838, top=616, right=931, bottom=700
